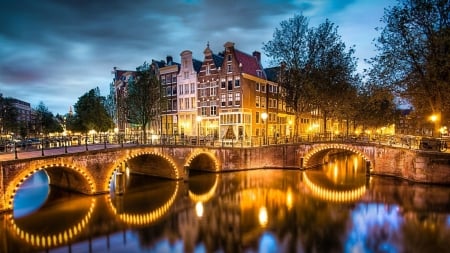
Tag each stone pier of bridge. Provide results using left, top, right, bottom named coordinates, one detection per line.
left=1, top=143, right=450, bottom=212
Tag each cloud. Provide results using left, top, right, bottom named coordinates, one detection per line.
left=0, top=0, right=391, bottom=115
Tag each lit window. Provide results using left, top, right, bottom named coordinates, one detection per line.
left=228, top=93, right=233, bottom=106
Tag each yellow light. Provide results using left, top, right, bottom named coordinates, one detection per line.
left=261, top=112, right=268, bottom=121
left=258, top=206, right=268, bottom=227
left=430, top=114, right=438, bottom=122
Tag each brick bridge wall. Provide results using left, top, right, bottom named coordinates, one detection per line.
left=1, top=143, right=450, bottom=212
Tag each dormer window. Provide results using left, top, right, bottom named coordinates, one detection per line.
left=227, top=54, right=232, bottom=61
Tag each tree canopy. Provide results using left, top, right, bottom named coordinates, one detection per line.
left=370, top=0, right=450, bottom=136
left=263, top=14, right=358, bottom=135
left=71, top=87, right=113, bottom=133
left=125, top=62, right=162, bottom=142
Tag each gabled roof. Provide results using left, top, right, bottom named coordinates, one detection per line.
left=234, top=49, right=266, bottom=79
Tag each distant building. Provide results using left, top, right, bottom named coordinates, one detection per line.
left=112, top=67, right=136, bottom=133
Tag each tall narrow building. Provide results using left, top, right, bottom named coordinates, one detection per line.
left=177, top=50, right=202, bottom=138
left=197, top=43, right=224, bottom=140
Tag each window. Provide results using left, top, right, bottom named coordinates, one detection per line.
left=166, top=87, right=171, bottom=96
left=206, top=64, right=210, bottom=75
left=228, top=80, right=233, bottom=90
left=261, top=98, right=266, bottom=108
left=235, top=78, right=240, bottom=87
left=228, top=93, right=233, bottom=106
left=190, top=83, right=195, bottom=94
left=161, top=76, right=166, bottom=84
left=172, top=76, right=177, bottom=83
left=261, top=84, right=266, bottom=93
left=178, top=98, right=183, bottom=110
left=172, top=86, right=177, bottom=95
left=256, top=83, right=260, bottom=91
left=235, top=92, right=241, bottom=106
left=172, top=100, right=177, bottom=111
left=227, top=64, right=232, bottom=73
left=269, top=84, right=273, bottom=93
left=179, top=85, right=183, bottom=95
left=227, top=54, right=232, bottom=61
left=221, top=79, right=226, bottom=89
left=210, top=87, right=216, bottom=96
left=256, top=112, right=260, bottom=123
left=184, top=84, right=189, bottom=94
left=221, top=94, right=226, bottom=106
left=211, top=106, right=217, bottom=115
left=185, top=98, right=190, bottom=109
left=256, top=96, right=260, bottom=108
left=191, top=97, right=196, bottom=108
left=184, top=72, right=189, bottom=79
left=202, top=107, right=207, bottom=116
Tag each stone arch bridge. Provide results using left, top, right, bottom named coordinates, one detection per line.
left=1, top=142, right=449, bottom=212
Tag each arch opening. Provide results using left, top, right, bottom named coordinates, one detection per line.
left=187, top=153, right=217, bottom=173
left=126, top=153, right=179, bottom=179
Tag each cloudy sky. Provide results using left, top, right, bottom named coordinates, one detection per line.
left=1, top=0, right=394, bottom=115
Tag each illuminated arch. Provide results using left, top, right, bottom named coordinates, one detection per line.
left=105, top=150, right=181, bottom=192
left=5, top=163, right=96, bottom=211
left=7, top=198, right=96, bottom=249
left=107, top=181, right=179, bottom=226
left=303, top=144, right=372, bottom=169
left=184, top=150, right=220, bottom=172
left=302, top=172, right=366, bottom=203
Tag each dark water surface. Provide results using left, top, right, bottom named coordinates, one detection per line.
left=1, top=152, right=450, bottom=253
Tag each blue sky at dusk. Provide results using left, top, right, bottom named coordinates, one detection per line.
left=0, top=0, right=394, bottom=115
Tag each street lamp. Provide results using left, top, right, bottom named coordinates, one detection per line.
left=430, top=114, right=438, bottom=137
left=196, top=116, right=202, bottom=145
left=261, top=112, right=268, bottom=145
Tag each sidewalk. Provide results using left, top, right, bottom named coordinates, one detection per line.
left=0, top=144, right=122, bottom=162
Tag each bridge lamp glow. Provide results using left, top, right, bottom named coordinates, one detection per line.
left=195, top=201, right=204, bottom=218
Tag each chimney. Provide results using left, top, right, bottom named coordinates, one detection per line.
left=166, top=55, right=173, bottom=65
left=253, top=51, right=261, bottom=63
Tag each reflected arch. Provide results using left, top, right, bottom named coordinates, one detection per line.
left=107, top=181, right=180, bottom=226
left=188, top=174, right=220, bottom=203
left=302, top=171, right=367, bottom=203
left=6, top=197, right=96, bottom=249
left=6, top=164, right=96, bottom=211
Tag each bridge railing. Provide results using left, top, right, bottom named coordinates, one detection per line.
left=1, top=133, right=447, bottom=160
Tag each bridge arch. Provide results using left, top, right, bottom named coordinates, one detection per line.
left=6, top=163, right=96, bottom=211
left=106, top=150, right=181, bottom=190
left=185, top=150, right=220, bottom=172
left=303, top=143, right=373, bottom=169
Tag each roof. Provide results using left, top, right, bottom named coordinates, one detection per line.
left=212, top=53, right=224, bottom=69
left=193, top=59, right=203, bottom=73
left=234, top=49, right=266, bottom=79
left=264, top=67, right=280, bottom=82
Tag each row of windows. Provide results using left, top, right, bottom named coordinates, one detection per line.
left=178, top=97, right=197, bottom=110
left=220, top=93, right=241, bottom=107
left=220, top=77, right=240, bottom=90
left=220, top=113, right=252, bottom=124
left=178, top=83, right=196, bottom=95
left=161, top=75, right=177, bottom=85
left=256, top=83, right=278, bottom=93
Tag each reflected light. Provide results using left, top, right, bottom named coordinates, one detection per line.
left=259, top=206, right=268, bottom=227
left=286, top=187, right=293, bottom=210
left=195, top=202, right=204, bottom=218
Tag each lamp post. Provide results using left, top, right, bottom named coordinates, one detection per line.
left=261, top=112, right=268, bottom=145
left=196, top=116, right=202, bottom=145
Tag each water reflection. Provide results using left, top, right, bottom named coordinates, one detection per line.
left=1, top=152, right=449, bottom=253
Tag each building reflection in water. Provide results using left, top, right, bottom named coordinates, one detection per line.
left=1, top=151, right=450, bottom=252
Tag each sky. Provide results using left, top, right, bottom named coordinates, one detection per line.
left=0, top=0, right=394, bottom=115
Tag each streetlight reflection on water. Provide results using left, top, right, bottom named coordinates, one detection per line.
left=6, top=152, right=450, bottom=253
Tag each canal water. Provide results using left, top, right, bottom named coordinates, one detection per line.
left=1, top=152, right=450, bottom=253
